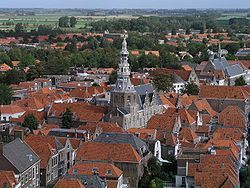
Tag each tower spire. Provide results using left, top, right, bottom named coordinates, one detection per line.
left=113, top=32, right=135, bottom=92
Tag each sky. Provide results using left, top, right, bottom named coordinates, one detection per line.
left=0, top=0, right=249, bottom=9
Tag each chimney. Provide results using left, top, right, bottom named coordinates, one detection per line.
left=14, top=129, right=24, bottom=141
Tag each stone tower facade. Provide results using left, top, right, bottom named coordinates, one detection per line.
left=109, top=34, right=163, bottom=130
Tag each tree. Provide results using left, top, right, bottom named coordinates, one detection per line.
left=59, top=16, right=69, bottom=27
left=181, top=82, right=199, bottom=95
left=0, top=84, right=12, bottom=105
left=4, top=69, right=26, bottom=85
left=15, top=23, right=24, bottom=34
left=62, top=108, right=73, bottom=129
left=235, top=76, right=247, bottom=86
left=22, top=114, right=39, bottom=132
left=109, top=71, right=118, bottom=84
left=70, top=17, right=77, bottom=27
left=0, top=52, right=11, bottom=66
left=153, top=74, right=175, bottom=92
left=8, top=48, right=22, bottom=61
left=20, top=54, right=36, bottom=68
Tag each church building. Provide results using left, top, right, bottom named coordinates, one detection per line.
left=109, top=34, right=163, bottom=130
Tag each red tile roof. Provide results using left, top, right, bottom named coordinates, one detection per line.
left=218, top=106, right=246, bottom=129
left=179, top=127, right=198, bottom=143
left=54, top=178, right=85, bottom=188
left=0, top=171, right=18, bottom=188
left=0, top=63, right=12, bottom=72
left=48, top=102, right=106, bottom=122
left=200, top=85, right=250, bottom=100
left=128, top=128, right=156, bottom=140
left=25, top=134, right=62, bottom=169
left=76, top=142, right=142, bottom=163
left=68, top=162, right=122, bottom=178
left=213, top=128, right=244, bottom=141
left=78, top=122, right=125, bottom=134
left=69, top=86, right=106, bottom=99
left=0, top=105, right=25, bottom=114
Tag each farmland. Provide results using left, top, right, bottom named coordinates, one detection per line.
left=0, top=10, right=139, bottom=32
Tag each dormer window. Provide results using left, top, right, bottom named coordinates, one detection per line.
left=106, top=170, right=112, bottom=175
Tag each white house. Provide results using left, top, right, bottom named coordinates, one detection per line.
left=0, top=105, right=26, bottom=122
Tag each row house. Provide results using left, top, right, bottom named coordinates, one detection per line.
left=0, top=138, right=40, bottom=188
left=76, top=141, right=143, bottom=188
left=54, top=174, right=107, bottom=188
left=68, top=162, right=124, bottom=188
left=47, top=102, right=107, bottom=126
left=0, top=105, right=26, bottom=122
left=148, top=65, right=199, bottom=93
left=0, top=170, right=20, bottom=188
left=11, top=78, right=52, bottom=100
left=25, top=135, right=76, bottom=186
left=196, top=45, right=248, bottom=86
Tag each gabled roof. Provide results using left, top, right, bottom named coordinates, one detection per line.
left=128, top=128, right=156, bottom=140
left=191, top=99, right=217, bottom=117
left=0, top=170, right=18, bottom=188
left=78, top=122, right=125, bottom=134
left=59, top=174, right=106, bottom=188
left=147, top=111, right=177, bottom=134
left=68, top=162, right=123, bottom=178
left=179, top=127, right=198, bottom=142
left=3, top=138, right=40, bottom=173
left=200, top=85, right=250, bottom=100
left=76, top=142, right=141, bottom=163
left=0, top=63, right=12, bottom=72
left=179, top=109, right=196, bottom=125
left=218, top=105, right=246, bottom=129
left=93, top=132, right=148, bottom=156
left=25, top=134, right=64, bottom=169
left=213, top=127, right=244, bottom=141
left=0, top=105, right=25, bottom=114
left=54, top=178, right=85, bottom=188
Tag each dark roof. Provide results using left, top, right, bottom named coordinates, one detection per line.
left=93, top=132, right=149, bottom=156
left=3, top=138, right=40, bottom=173
left=63, top=174, right=106, bottom=188
left=134, top=83, right=154, bottom=96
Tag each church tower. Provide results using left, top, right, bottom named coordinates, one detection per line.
left=110, top=33, right=137, bottom=115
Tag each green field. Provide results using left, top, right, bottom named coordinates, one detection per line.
left=0, top=13, right=138, bottom=32
left=217, top=13, right=250, bottom=21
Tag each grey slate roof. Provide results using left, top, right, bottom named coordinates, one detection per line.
left=3, top=138, right=40, bottom=173
left=211, top=56, right=245, bottom=77
left=93, top=132, right=149, bottom=156
left=225, top=64, right=245, bottom=77
left=212, top=57, right=229, bottom=70
left=134, top=83, right=162, bottom=109
left=63, top=174, right=106, bottom=188
left=134, top=83, right=154, bottom=96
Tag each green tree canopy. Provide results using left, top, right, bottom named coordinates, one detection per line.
left=109, top=70, right=118, bottom=84
left=3, top=69, right=26, bottom=85
left=235, top=76, right=247, bottom=86
left=22, top=114, right=39, bottom=132
left=15, top=23, right=24, bottom=34
left=20, top=54, right=36, bottom=68
left=181, top=82, right=200, bottom=95
left=0, top=84, right=12, bottom=105
left=59, top=16, right=70, bottom=27
left=0, top=52, right=11, bottom=66
left=153, top=73, right=175, bottom=92
left=62, top=108, right=73, bottom=129
left=70, top=17, right=77, bottom=27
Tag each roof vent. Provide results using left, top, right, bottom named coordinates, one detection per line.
left=27, top=154, right=33, bottom=162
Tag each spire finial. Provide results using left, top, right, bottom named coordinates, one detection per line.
left=121, top=30, right=129, bottom=55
